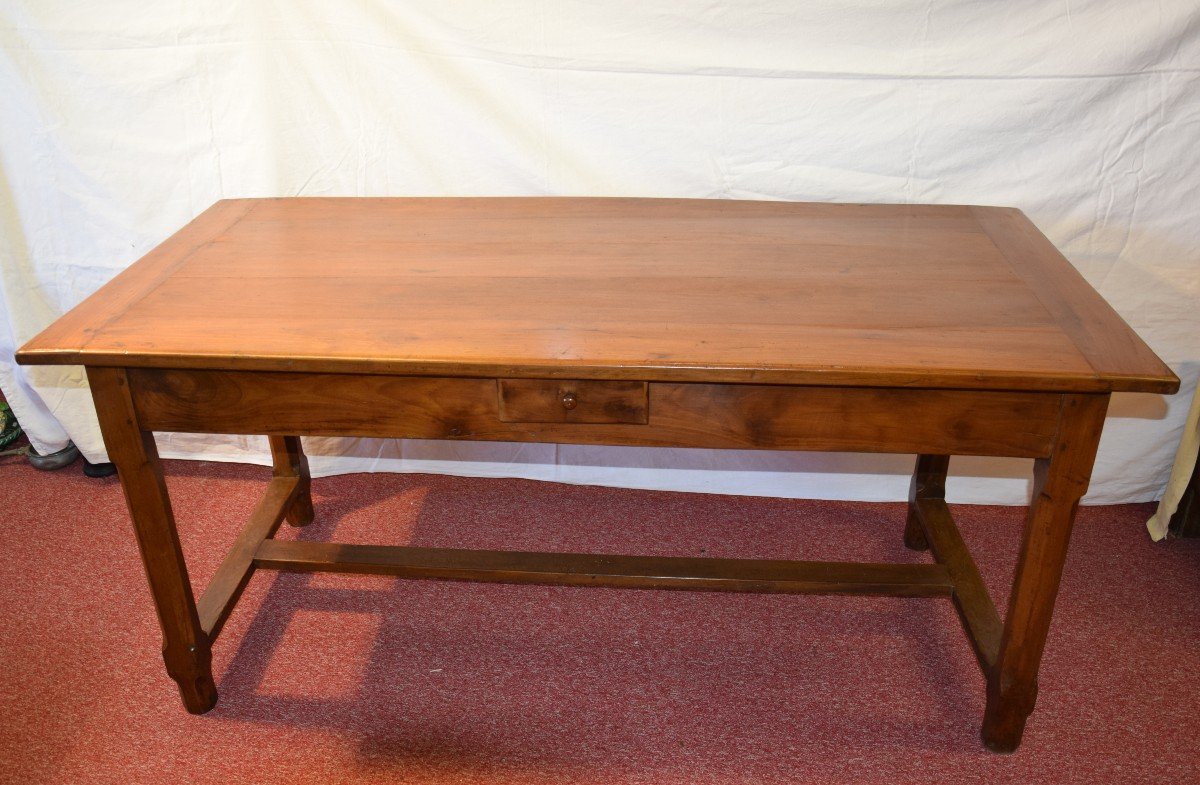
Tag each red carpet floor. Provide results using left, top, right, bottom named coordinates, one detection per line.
left=1, top=457, right=1198, bottom=784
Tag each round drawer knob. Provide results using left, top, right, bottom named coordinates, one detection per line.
left=560, top=392, right=579, bottom=410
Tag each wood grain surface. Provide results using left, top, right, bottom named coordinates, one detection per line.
left=252, top=540, right=956, bottom=597
left=16, top=198, right=1178, bottom=394
left=128, top=368, right=1065, bottom=458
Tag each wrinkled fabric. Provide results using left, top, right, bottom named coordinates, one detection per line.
left=1, top=1, right=1197, bottom=504
left=1148, top=383, right=1200, bottom=539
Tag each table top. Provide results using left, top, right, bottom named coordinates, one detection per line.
left=16, top=197, right=1178, bottom=394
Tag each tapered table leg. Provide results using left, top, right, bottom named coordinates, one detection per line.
left=88, top=367, right=217, bottom=713
left=982, top=393, right=1109, bottom=752
left=905, top=455, right=949, bottom=551
left=269, top=435, right=313, bottom=526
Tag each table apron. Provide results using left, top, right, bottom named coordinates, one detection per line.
left=127, top=368, right=1062, bottom=459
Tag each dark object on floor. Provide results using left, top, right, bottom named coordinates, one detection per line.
left=0, top=401, right=21, bottom=449
left=0, top=403, right=114, bottom=476
left=26, top=441, right=80, bottom=471
left=1168, top=446, right=1200, bottom=537
left=83, top=460, right=117, bottom=478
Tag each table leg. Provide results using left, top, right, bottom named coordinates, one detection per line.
left=905, top=454, right=949, bottom=550
left=268, top=435, right=313, bottom=526
left=88, top=367, right=217, bottom=713
left=982, top=393, right=1108, bottom=752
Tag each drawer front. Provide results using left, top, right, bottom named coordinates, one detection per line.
left=497, top=379, right=649, bottom=424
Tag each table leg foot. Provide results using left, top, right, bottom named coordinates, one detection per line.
left=981, top=727, right=1020, bottom=755
left=286, top=486, right=315, bottom=527
left=164, top=640, right=218, bottom=714
left=903, top=505, right=929, bottom=550
left=981, top=677, right=1038, bottom=753
left=269, top=435, right=313, bottom=526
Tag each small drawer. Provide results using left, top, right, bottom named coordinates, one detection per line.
left=497, top=379, right=649, bottom=424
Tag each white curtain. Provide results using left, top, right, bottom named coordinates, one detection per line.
left=2, top=1, right=1197, bottom=504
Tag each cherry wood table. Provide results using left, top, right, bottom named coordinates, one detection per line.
left=17, top=197, right=1178, bottom=752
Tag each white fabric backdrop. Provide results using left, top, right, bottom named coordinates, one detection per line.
left=2, top=1, right=1197, bottom=504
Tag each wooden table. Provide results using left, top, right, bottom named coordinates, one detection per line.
left=17, top=197, right=1178, bottom=752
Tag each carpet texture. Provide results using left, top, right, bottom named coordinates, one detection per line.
left=1, top=458, right=1197, bottom=784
